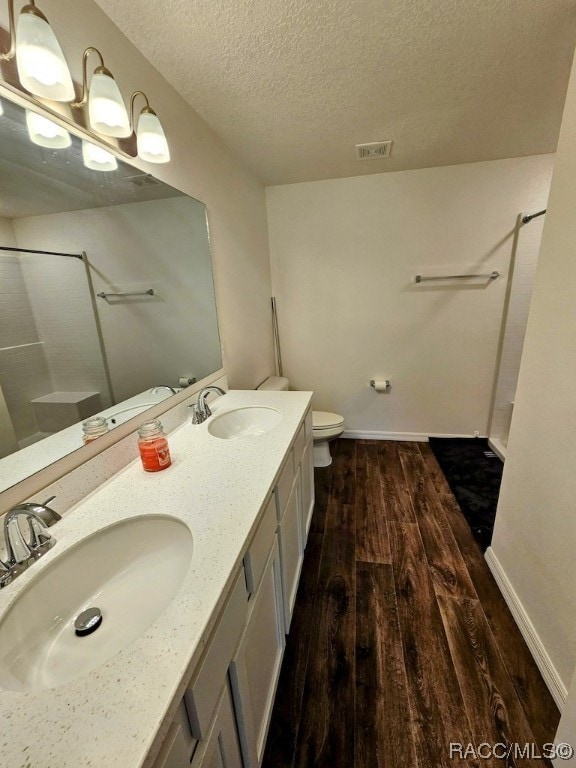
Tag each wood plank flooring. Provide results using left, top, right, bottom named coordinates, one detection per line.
left=262, top=439, right=559, bottom=768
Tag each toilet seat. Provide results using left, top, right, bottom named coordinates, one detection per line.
left=312, top=411, right=344, bottom=431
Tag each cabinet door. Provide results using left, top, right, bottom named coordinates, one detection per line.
left=300, top=439, right=315, bottom=543
left=229, top=536, right=285, bottom=768
left=191, top=683, right=243, bottom=768
left=278, top=476, right=304, bottom=632
left=152, top=700, right=197, bottom=768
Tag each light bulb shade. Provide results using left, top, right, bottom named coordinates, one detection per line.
left=82, top=141, right=118, bottom=172
left=136, top=111, right=170, bottom=163
left=15, top=10, right=75, bottom=102
left=88, top=72, right=131, bottom=138
left=26, top=110, right=71, bottom=148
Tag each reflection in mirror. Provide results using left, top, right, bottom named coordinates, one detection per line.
left=0, top=95, right=222, bottom=493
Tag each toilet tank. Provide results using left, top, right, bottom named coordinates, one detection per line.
left=257, top=376, right=290, bottom=391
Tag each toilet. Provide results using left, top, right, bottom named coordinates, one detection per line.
left=257, top=377, right=344, bottom=467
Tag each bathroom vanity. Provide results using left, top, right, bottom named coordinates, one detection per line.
left=0, top=389, right=314, bottom=768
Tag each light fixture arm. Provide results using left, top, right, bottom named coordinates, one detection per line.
left=129, top=90, right=156, bottom=131
left=0, top=0, right=16, bottom=60
left=72, top=46, right=109, bottom=107
left=0, top=0, right=44, bottom=60
left=0, top=0, right=48, bottom=61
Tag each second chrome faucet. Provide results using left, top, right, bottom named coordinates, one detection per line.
left=189, top=386, right=226, bottom=425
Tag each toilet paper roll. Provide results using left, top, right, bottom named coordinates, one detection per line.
left=370, top=379, right=390, bottom=392
left=179, top=376, right=197, bottom=388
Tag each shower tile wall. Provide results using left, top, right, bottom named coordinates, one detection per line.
left=490, top=216, right=545, bottom=450
left=17, top=252, right=111, bottom=408
left=0, top=221, right=53, bottom=447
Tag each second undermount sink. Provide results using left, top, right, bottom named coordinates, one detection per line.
left=0, top=515, right=193, bottom=692
left=208, top=406, right=282, bottom=440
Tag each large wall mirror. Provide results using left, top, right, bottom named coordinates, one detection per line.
left=0, top=93, right=222, bottom=494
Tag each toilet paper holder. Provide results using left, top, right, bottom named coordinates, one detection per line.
left=370, top=379, right=390, bottom=391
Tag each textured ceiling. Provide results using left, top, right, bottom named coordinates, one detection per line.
left=94, top=0, right=576, bottom=185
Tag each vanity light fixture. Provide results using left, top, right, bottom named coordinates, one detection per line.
left=73, top=47, right=131, bottom=138
left=0, top=0, right=74, bottom=102
left=82, top=140, right=118, bottom=172
left=130, top=91, right=170, bottom=164
left=25, top=109, right=71, bottom=148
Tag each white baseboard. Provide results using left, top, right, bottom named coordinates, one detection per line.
left=342, top=430, right=429, bottom=441
left=485, top=547, right=567, bottom=710
left=342, top=430, right=485, bottom=442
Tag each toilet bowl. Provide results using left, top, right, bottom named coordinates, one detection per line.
left=256, top=377, right=344, bottom=467
left=311, top=411, right=345, bottom=467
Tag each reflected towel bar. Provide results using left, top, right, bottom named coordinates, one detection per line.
left=414, top=271, right=499, bottom=283
left=97, top=289, right=155, bottom=298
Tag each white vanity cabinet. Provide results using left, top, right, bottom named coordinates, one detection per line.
left=275, top=412, right=315, bottom=632
left=277, top=475, right=303, bottom=631
left=190, top=684, right=243, bottom=768
left=152, top=405, right=314, bottom=768
left=151, top=700, right=198, bottom=768
left=300, top=438, right=315, bottom=541
left=230, top=535, right=285, bottom=768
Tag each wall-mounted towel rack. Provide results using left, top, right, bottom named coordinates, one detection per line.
left=522, top=209, right=546, bottom=224
left=414, top=271, right=499, bottom=283
left=97, top=289, right=155, bottom=298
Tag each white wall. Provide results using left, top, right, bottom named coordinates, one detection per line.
left=266, top=157, right=554, bottom=436
left=490, top=48, right=576, bottom=704
left=489, top=215, right=546, bottom=454
left=0, top=0, right=274, bottom=390
left=14, top=197, right=220, bottom=403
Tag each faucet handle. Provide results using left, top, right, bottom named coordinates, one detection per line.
left=27, top=516, right=52, bottom=549
left=6, top=516, right=33, bottom=565
left=188, top=403, right=204, bottom=425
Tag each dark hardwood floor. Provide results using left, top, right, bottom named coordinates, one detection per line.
left=262, top=439, right=559, bottom=768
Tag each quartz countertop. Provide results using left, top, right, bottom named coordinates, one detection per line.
left=0, top=389, right=312, bottom=768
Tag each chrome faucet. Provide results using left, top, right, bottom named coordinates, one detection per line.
left=150, top=385, right=177, bottom=395
left=189, top=386, right=226, bottom=425
left=0, top=497, right=61, bottom=588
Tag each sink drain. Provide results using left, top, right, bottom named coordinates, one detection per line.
left=75, top=607, right=103, bottom=637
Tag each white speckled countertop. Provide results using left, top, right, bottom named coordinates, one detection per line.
left=0, top=390, right=312, bottom=768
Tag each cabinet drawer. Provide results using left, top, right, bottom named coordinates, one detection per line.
left=244, top=495, right=277, bottom=595
left=185, top=570, right=248, bottom=739
left=278, top=477, right=304, bottom=633
left=152, top=700, right=197, bottom=768
left=274, top=452, right=295, bottom=521
left=151, top=722, right=191, bottom=768
left=292, top=423, right=306, bottom=469
left=304, top=407, right=313, bottom=439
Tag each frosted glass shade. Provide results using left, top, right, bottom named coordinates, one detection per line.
left=88, top=72, right=131, bottom=138
left=15, top=11, right=75, bottom=102
left=26, top=110, right=71, bottom=148
left=136, top=111, right=170, bottom=163
left=82, top=141, right=118, bottom=172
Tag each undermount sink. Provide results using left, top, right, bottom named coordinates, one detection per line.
left=0, top=515, right=193, bottom=692
left=106, top=403, right=157, bottom=426
left=208, top=406, right=282, bottom=440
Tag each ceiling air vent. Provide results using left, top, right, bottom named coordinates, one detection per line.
left=355, top=140, right=392, bottom=161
